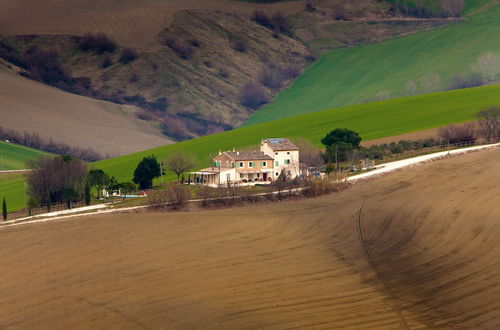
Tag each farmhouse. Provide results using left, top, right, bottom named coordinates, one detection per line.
left=191, top=138, right=300, bottom=186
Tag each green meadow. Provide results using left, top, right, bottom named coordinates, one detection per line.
left=2, top=81, right=499, bottom=213
left=245, top=1, right=500, bottom=125
left=0, top=173, right=26, bottom=212
left=93, top=84, right=500, bottom=183
left=0, top=141, right=48, bottom=170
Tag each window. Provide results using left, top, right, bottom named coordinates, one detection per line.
left=257, top=173, right=260, bottom=178
left=276, top=172, right=279, bottom=176
left=249, top=162, right=253, bottom=168
left=213, top=161, right=220, bottom=167
left=227, top=174, right=231, bottom=181
left=261, top=161, right=267, bottom=167
left=275, top=161, right=279, bottom=167
left=225, top=161, right=229, bottom=167
left=287, top=152, right=290, bottom=155
left=231, top=161, right=234, bottom=168
left=239, top=162, right=244, bottom=168
left=275, top=152, right=278, bottom=155
left=240, top=173, right=244, bottom=179
left=284, top=159, right=290, bottom=165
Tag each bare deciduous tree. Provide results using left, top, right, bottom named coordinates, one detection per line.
left=419, top=73, right=441, bottom=94
left=26, top=155, right=87, bottom=211
left=471, top=52, right=500, bottom=82
left=476, top=107, right=500, bottom=141
left=404, top=80, right=417, bottom=96
left=293, top=137, right=323, bottom=169
left=163, top=151, right=197, bottom=183
left=438, top=122, right=478, bottom=144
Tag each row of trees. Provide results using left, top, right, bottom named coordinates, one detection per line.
left=0, top=126, right=103, bottom=161
left=398, top=52, right=500, bottom=99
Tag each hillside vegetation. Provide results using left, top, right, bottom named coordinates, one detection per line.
left=246, top=0, right=500, bottom=125
left=94, top=84, right=500, bottom=182
left=0, top=0, right=458, bottom=139
left=1, top=148, right=499, bottom=328
left=0, top=141, right=47, bottom=171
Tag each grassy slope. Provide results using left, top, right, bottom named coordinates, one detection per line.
left=94, top=84, right=500, bottom=182
left=3, top=84, right=499, bottom=212
left=0, top=141, right=47, bottom=171
left=0, top=173, right=25, bottom=212
left=245, top=1, right=500, bottom=125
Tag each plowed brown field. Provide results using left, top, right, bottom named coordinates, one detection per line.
left=0, top=0, right=305, bottom=49
left=0, top=148, right=499, bottom=329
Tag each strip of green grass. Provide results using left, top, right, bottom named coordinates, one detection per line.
left=93, top=84, right=500, bottom=183
left=3, top=84, right=499, bottom=212
left=0, top=173, right=26, bottom=212
left=0, top=141, right=48, bottom=170
left=245, top=2, right=500, bottom=125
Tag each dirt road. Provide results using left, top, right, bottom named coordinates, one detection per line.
left=0, top=148, right=499, bottom=329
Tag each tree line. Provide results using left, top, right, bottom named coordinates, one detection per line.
left=0, top=126, right=104, bottom=161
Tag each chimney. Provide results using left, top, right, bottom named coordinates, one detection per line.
left=233, top=147, right=236, bottom=152
left=237, top=151, right=239, bottom=155
left=218, top=150, right=222, bottom=155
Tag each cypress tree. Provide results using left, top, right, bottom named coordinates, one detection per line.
left=2, top=197, right=7, bottom=221
left=85, top=183, right=91, bottom=206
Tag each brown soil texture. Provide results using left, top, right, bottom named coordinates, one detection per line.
left=0, top=0, right=305, bottom=49
left=0, top=148, right=499, bottom=329
left=0, top=70, right=172, bottom=156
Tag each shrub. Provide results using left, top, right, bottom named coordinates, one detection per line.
left=120, top=47, right=137, bottom=64
left=218, top=67, right=230, bottom=78
left=78, top=32, right=117, bottom=54
left=234, top=40, right=248, bottom=52
left=128, top=73, right=139, bottom=83
left=238, top=81, right=269, bottom=109
left=281, top=66, right=300, bottom=80
left=166, top=184, right=190, bottom=209
left=188, top=38, right=201, bottom=47
left=258, top=64, right=283, bottom=90
left=135, top=110, right=154, bottom=121
left=438, top=122, right=478, bottom=144
left=148, top=189, right=169, bottom=207
left=251, top=10, right=289, bottom=33
left=101, top=55, right=113, bottom=68
left=160, top=116, right=192, bottom=140
left=164, top=37, right=194, bottom=59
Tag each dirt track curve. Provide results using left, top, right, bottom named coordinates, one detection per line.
left=0, top=148, right=499, bottom=329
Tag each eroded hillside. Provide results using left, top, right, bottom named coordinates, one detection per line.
left=0, top=0, right=459, bottom=142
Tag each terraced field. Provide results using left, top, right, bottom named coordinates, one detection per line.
left=1, top=147, right=499, bottom=328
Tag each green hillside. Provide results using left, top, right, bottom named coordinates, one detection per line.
left=245, top=1, right=500, bottom=125
left=3, top=84, right=499, bottom=212
left=0, top=173, right=26, bottom=212
left=0, top=141, right=48, bottom=170
left=94, top=84, right=500, bottom=182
